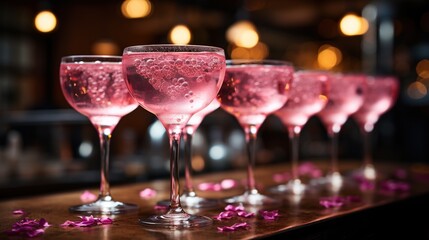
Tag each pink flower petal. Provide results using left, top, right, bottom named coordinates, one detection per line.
left=319, top=195, right=361, bottom=208
left=214, top=211, right=236, bottom=220
left=259, top=210, right=280, bottom=220
left=217, top=222, right=250, bottom=232
left=298, top=162, right=323, bottom=178
left=13, top=209, right=25, bottom=215
left=61, top=215, right=113, bottom=228
left=215, top=205, right=255, bottom=220
left=360, top=179, right=376, bottom=191
left=220, top=179, right=238, bottom=189
left=80, top=190, right=97, bottom=202
left=5, top=217, right=50, bottom=238
left=224, top=204, right=244, bottom=212
left=237, top=211, right=255, bottom=218
left=198, top=182, right=222, bottom=191
left=139, top=188, right=157, bottom=199
left=273, top=172, right=290, bottom=183
left=380, top=180, right=410, bottom=192
left=320, top=199, right=344, bottom=208
left=154, top=205, right=169, bottom=211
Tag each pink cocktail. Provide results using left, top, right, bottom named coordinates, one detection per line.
left=317, top=73, right=366, bottom=191
left=272, top=70, right=329, bottom=195
left=218, top=59, right=293, bottom=205
left=60, top=55, right=139, bottom=214
left=123, top=44, right=225, bottom=228
left=353, top=75, right=399, bottom=180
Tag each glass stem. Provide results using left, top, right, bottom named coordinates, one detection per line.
left=244, top=125, right=259, bottom=194
left=183, top=128, right=195, bottom=194
left=329, top=130, right=339, bottom=175
left=98, top=128, right=112, bottom=201
left=362, top=129, right=372, bottom=168
left=288, top=126, right=301, bottom=181
left=168, top=131, right=185, bottom=213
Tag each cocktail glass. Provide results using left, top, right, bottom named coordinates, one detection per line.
left=317, top=73, right=366, bottom=192
left=217, top=59, right=293, bottom=205
left=123, top=44, right=225, bottom=228
left=272, top=70, right=329, bottom=195
left=352, top=75, right=399, bottom=180
left=60, top=55, right=139, bottom=214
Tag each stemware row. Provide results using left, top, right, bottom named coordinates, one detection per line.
left=59, top=44, right=399, bottom=229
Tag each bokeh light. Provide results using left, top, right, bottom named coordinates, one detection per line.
left=169, top=24, right=192, bottom=45
left=416, top=59, right=429, bottom=78
left=407, top=81, right=427, bottom=99
left=317, top=44, right=342, bottom=69
left=121, top=0, right=151, bottom=19
left=226, top=20, right=259, bottom=48
left=34, top=10, right=57, bottom=33
left=339, top=13, right=369, bottom=36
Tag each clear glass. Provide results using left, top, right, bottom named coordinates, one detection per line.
left=271, top=70, right=329, bottom=195
left=218, top=59, right=294, bottom=205
left=352, top=75, right=399, bottom=180
left=122, top=44, right=226, bottom=228
left=317, top=73, right=366, bottom=192
left=157, top=99, right=221, bottom=208
left=59, top=55, right=139, bottom=214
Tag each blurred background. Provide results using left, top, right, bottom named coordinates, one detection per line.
left=1, top=0, right=429, bottom=199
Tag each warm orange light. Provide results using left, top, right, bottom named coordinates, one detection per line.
left=230, top=42, right=268, bottom=60
left=317, top=44, right=342, bottom=69
left=121, top=0, right=151, bottom=19
left=339, top=13, right=369, bottom=36
left=416, top=59, right=429, bottom=78
left=169, top=24, right=191, bottom=45
left=407, top=81, right=427, bottom=99
left=34, top=10, right=57, bottom=33
left=226, top=20, right=259, bottom=48
left=92, top=40, right=120, bottom=55
left=191, top=155, right=205, bottom=172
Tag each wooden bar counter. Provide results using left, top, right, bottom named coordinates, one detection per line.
left=1, top=161, right=429, bottom=239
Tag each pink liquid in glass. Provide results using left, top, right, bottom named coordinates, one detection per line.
left=353, top=76, right=399, bottom=132
left=218, top=65, right=293, bottom=127
left=60, top=62, right=138, bottom=127
left=318, top=73, right=366, bottom=133
left=122, top=52, right=225, bottom=128
left=275, top=71, right=329, bottom=127
left=218, top=60, right=293, bottom=206
left=272, top=70, right=329, bottom=195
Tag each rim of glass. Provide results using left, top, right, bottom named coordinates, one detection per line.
left=123, top=44, right=225, bottom=54
left=294, top=69, right=333, bottom=75
left=61, top=55, right=122, bottom=63
left=226, top=59, right=293, bottom=67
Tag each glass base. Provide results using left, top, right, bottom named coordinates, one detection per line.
left=157, top=193, right=219, bottom=209
left=270, top=179, right=306, bottom=195
left=69, top=199, right=138, bottom=214
left=140, top=212, right=212, bottom=229
left=355, top=164, right=377, bottom=180
left=326, top=172, right=344, bottom=192
left=224, top=190, right=280, bottom=206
